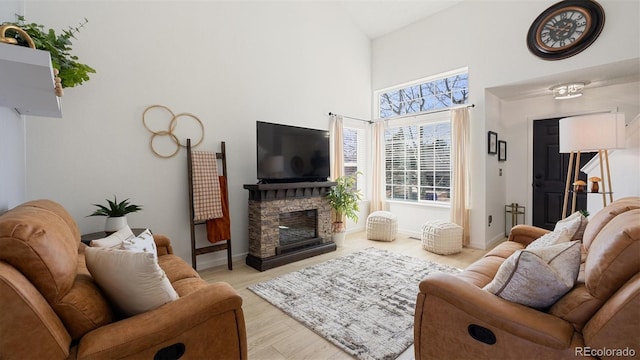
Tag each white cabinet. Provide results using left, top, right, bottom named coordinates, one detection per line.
left=0, top=42, right=62, bottom=118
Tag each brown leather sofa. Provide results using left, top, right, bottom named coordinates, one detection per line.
left=414, top=197, right=640, bottom=359
left=0, top=199, right=247, bottom=359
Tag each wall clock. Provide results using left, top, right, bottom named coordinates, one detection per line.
left=527, top=0, right=605, bottom=60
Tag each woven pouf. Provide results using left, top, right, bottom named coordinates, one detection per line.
left=366, top=211, right=398, bottom=242
left=421, top=220, right=463, bottom=255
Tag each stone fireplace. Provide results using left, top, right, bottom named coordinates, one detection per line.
left=243, top=182, right=336, bottom=271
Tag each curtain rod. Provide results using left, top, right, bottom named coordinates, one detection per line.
left=328, top=112, right=373, bottom=124
left=329, top=103, right=475, bottom=124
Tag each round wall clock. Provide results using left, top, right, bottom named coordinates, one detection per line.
left=527, top=0, right=605, bottom=60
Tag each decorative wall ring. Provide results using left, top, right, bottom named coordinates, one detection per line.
left=170, top=112, right=204, bottom=148
left=142, top=105, right=205, bottom=158
left=150, top=131, right=180, bottom=158
left=142, top=105, right=175, bottom=134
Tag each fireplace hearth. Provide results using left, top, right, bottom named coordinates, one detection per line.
left=243, top=182, right=336, bottom=271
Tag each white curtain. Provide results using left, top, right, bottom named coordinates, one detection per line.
left=451, top=107, right=471, bottom=246
left=370, top=121, right=386, bottom=213
left=329, top=114, right=344, bottom=180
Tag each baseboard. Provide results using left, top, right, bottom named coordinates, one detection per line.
left=195, top=252, right=247, bottom=271
left=486, top=234, right=507, bottom=250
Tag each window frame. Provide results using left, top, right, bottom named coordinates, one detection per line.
left=374, top=68, right=468, bottom=207
left=342, top=120, right=367, bottom=196
left=376, top=68, right=469, bottom=119
left=383, top=112, right=452, bottom=206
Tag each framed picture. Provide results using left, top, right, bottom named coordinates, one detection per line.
left=498, top=140, right=507, bottom=161
left=488, top=131, right=498, bottom=154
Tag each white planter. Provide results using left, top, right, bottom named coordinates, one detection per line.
left=105, top=216, right=127, bottom=233
left=332, top=231, right=346, bottom=247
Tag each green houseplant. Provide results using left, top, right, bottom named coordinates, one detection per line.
left=0, top=15, right=96, bottom=89
left=89, top=196, right=142, bottom=233
left=326, top=173, right=363, bottom=246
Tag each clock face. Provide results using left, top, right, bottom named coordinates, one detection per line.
left=527, top=0, right=605, bottom=60
left=537, top=6, right=591, bottom=51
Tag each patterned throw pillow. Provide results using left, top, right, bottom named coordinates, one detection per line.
left=90, top=226, right=135, bottom=248
left=483, top=241, right=581, bottom=309
left=527, top=228, right=572, bottom=249
left=121, top=228, right=157, bottom=261
left=554, top=211, right=587, bottom=241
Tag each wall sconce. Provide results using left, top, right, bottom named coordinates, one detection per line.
left=551, top=82, right=587, bottom=100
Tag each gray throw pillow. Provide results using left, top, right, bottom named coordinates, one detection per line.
left=483, top=241, right=581, bottom=309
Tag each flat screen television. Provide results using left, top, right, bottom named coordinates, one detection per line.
left=256, top=121, right=330, bottom=183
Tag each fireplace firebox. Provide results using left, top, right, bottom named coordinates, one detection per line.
left=243, top=182, right=336, bottom=271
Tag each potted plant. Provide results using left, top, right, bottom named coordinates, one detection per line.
left=89, top=196, right=142, bottom=233
left=0, top=15, right=96, bottom=91
left=326, top=173, right=363, bottom=246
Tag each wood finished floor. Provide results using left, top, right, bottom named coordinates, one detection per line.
left=199, top=231, right=486, bottom=360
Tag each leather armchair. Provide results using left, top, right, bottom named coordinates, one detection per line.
left=0, top=200, right=247, bottom=359
left=414, top=197, right=640, bottom=359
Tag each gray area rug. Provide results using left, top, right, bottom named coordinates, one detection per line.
left=248, top=247, right=460, bottom=360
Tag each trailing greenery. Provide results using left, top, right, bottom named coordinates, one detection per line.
left=89, top=196, right=142, bottom=217
left=327, top=173, right=363, bottom=228
left=1, top=15, right=96, bottom=88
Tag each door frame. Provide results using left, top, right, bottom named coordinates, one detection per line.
left=525, top=108, right=616, bottom=225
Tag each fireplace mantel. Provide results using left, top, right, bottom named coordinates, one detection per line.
left=243, top=181, right=337, bottom=271
left=243, top=181, right=337, bottom=201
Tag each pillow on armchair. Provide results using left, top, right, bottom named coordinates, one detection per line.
left=484, top=241, right=581, bottom=309
left=554, top=211, right=587, bottom=241
left=85, top=247, right=178, bottom=316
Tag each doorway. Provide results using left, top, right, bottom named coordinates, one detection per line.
left=532, top=118, right=595, bottom=230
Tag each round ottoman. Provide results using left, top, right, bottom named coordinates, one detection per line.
left=421, top=220, right=463, bottom=255
left=366, top=211, right=398, bottom=242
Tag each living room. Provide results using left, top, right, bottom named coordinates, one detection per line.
left=0, top=0, right=639, bottom=358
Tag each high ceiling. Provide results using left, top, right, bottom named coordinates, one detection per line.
left=336, top=1, right=638, bottom=100
left=338, top=1, right=462, bottom=39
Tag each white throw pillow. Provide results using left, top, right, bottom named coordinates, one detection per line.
left=483, top=241, right=581, bottom=309
left=526, top=228, right=571, bottom=249
left=90, top=226, right=135, bottom=248
left=121, top=228, right=157, bottom=261
left=554, top=211, right=587, bottom=241
left=85, top=247, right=179, bottom=316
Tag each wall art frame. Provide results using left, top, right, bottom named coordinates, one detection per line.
left=498, top=140, right=507, bottom=161
left=488, top=131, right=498, bottom=154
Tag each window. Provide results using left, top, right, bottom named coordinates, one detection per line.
left=385, top=120, right=450, bottom=203
left=343, top=126, right=366, bottom=194
left=379, top=71, right=468, bottom=119
left=377, top=69, right=468, bottom=204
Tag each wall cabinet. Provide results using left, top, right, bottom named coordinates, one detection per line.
left=0, top=43, right=62, bottom=118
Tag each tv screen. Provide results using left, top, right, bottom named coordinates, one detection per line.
left=256, top=121, right=330, bottom=183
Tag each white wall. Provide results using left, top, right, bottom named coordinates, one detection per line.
left=500, top=82, right=640, bottom=225
left=372, top=0, right=640, bottom=249
left=0, top=2, right=26, bottom=213
left=23, top=1, right=371, bottom=268
left=584, top=114, right=640, bottom=216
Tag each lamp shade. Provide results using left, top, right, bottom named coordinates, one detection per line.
left=559, top=113, right=626, bottom=153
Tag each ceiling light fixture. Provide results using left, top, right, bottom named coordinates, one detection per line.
left=551, top=82, right=587, bottom=100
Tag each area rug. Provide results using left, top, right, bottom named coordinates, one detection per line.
left=248, top=247, right=460, bottom=360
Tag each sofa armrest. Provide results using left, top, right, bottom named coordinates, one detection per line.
left=507, top=224, right=550, bottom=246
left=416, top=273, right=575, bottom=350
left=153, top=234, right=174, bottom=256
left=76, top=282, right=247, bottom=359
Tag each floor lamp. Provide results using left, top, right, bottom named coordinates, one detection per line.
left=558, top=113, right=625, bottom=219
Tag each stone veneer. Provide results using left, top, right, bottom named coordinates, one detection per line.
left=243, top=182, right=336, bottom=262
left=247, top=196, right=332, bottom=258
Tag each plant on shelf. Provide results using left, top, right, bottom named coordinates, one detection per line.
left=0, top=15, right=96, bottom=89
left=326, top=173, right=362, bottom=245
left=89, top=196, right=142, bottom=233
